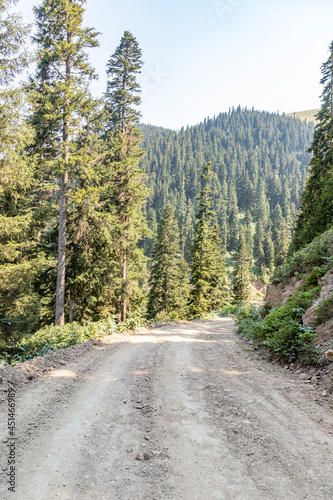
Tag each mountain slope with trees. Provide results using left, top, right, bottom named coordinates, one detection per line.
left=140, top=109, right=314, bottom=277
left=238, top=40, right=333, bottom=367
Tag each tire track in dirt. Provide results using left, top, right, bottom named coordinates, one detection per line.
left=0, top=318, right=332, bottom=499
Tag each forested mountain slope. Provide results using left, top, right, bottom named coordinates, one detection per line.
left=140, top=108, right=314, bottom=275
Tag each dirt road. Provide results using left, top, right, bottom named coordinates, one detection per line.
left=0, top=318, right=333, bottom=499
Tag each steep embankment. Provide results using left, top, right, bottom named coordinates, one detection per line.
left=267, top=228, right=333, bottom=348
left=238, top=228, right=333, bottom=394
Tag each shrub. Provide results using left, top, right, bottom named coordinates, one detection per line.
left=272, top=228, right=333, bottom=283
left=218, top=304, right=239, bottom=317
left=314, top=294, right=333, bottom=325
left=237, top=289, right=320, bottom=364
left=0, top=311, right=147, bottom=366
left=234, top=303, right=258, bottom=325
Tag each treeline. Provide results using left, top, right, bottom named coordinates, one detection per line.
left=236, top=39, right=333, bottom=365
left=140, top=110, right=314, bottom=276
left=0, top=1, right=147, bottom=345
left=0, top=0, right=321, bottom=354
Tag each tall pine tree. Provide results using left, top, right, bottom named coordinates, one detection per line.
left=31, top=0, right=99, bottom=325
left=147, top=205, right=189, bottom=320
left=0, top=1, right=38, bottom=344
left=189, top=162, right=227, bottom=317
left=292, top=40, right=333, bottom=250
left=232, top=229, right=251, bottom=305
left=104, top=31, right=148, bottom=322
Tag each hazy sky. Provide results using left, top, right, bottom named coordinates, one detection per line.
left=17, top=0, right=333, bottom=129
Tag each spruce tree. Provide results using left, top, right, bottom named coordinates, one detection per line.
left=263, top=227, right=275, bottom=274
left=0, top=91, right=40, bottom=344
left=245, top=210, right=254, bottom=267
left=104, top=31, right=148, bottom=322
left=189, top=162, right=227, bottom=317
left=272, top=204, right=290, bottom=266
left=147, top=205, right=189, bottom=320
left=227, top=184, right=239, bottom=252
left=232, top=229, right=251, bottom=305
left=0, top=0, right=30, bottom=85
left=254, top=219, right=265, bottom=276
left=292, top=40, right=333, bottom=250
left=31, top=0, right=99, bottom=325
left=0, top=1, right=38, bottom=343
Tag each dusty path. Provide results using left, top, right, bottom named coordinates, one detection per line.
left=0, top=318, right=333, bottom=499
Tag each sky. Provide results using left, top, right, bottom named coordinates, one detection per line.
left=16, top=0, right=333, bottom=130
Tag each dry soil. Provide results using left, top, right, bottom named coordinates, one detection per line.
left=0, top=318, right=333, bottom=500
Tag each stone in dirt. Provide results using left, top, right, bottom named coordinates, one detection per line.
left=135, top=452, right=150, bottom=461
left=299, top=373, right=311, bottom=380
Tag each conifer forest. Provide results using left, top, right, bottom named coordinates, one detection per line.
left=1, top=2, right=333, bottom=499
left=0, top=0, right=332, bottom=360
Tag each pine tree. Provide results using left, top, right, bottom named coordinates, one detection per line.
left=232, top=229, right=251, bottom=305
left=0, top=0, right=30, bottom=85
left=263, top=227, right=275, bottom=274
left=227, top=184, right=239, bottom=252
left=275, top=217, right=290, bottom=267
left=272, top=203, right=290, bottom=266
left=31, top=0, right=99, bottom=325
left=0, top=1, right=39, bottom=343
left=292, top=40, right=333, bottom=250
left=147, top=205, right=189, bottom=319
left=245, top=210, right=254, bottom=267
left=65, top=102, right=111, bottom=323
left=104, top=31, right=148, bottom=322
left=254, top=219, right=265, bottom=276
left=189, top=162, right=227, bottom=317
left=0, top=90, right=41, bottom=344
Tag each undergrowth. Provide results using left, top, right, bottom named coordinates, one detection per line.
left=272, top=228, right=333, bottom=283
left=236, top=288, right=321, bottom=365
left=0, top=311, right=147, bottom=367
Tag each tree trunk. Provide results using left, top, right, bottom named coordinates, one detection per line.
left=55, top=49, right=70, bottom=325
left=120, top=250, right=127, bottom=322
left=69, top=295, right=75, bottom=324
left=163, top=274, right=168, bottom=311
left=55, top=170, right=68, bottom=325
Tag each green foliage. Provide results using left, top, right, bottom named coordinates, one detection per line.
left=292, top=40, right=333, bottom=251
left=0, top=0, right=30, bottom=85
left=0, top=311, right=147, bottom=366
left=314, top=295, right=333, bottom=326
left=218, top=304, right=238, bottom=317
left=237, top=289, right=320, bottom=364
left=235, top=303, right=260, bottom=325
left=140, top=109, right=314, bottom=273
left=0, top=3, right=37, bottom=344
left=147, top=205, right=189, bottom=320
left=272, top=228, right=333, bottom=283
left=189, top=162, right=227, bottom=317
